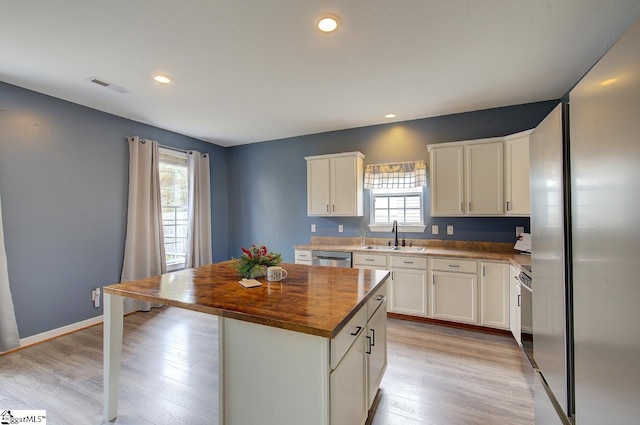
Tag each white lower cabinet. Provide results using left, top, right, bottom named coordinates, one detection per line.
left=389, top=255, right=428, bottom=316
left=366, top=299, right=387, bottom=409
left=330, top=281, right=388, bottom=425
left=331, top=330, right=367, bottom=425
left=509, top=265, right=522, bottom=345
left=430, top=258, right=478, bottom=324
left=480, top=261, right=510, bottom=329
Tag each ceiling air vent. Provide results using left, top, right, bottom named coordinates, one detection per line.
left=88, top=77, right=128, bottom=93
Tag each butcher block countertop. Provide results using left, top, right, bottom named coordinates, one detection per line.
left=294, top=237, right=531, bottom=270
left=103, top=260, right=389, bottom=339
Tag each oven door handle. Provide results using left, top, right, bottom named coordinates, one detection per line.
left=519, top=280, right=532, bottom=293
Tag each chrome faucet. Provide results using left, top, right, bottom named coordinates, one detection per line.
left=392, top=220, right=399, bottom=247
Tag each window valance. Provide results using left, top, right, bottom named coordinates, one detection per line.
left=364, top=160, right=428, bottom=189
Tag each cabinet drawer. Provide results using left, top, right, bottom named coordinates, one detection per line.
left=353, top=253, right=387, bottom=268
left=367, top=281, right=388, bottom=320
left=331, top=305, right=367, bottom=370
left=295, top=249, right=312, bottom=262
left=389, top=255, right=428, bottom=269
left=431, top=258, right=477, bottom=274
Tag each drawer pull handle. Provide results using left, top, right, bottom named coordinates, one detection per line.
left=403, top=261, right=414, bottom=264
left=448, top=264, right=460, bottom=268
left=365, top=258, right=374, bottom=262
left=350, top=326, right=363, bottom=336
left=376, top=295, right=384, bottom=301
left=370, top=328, right=376, bottom=347
left=366, top=336, right=372, bottom=355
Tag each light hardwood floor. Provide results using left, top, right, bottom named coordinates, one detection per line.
left=0, top=307, right=533, bottom=425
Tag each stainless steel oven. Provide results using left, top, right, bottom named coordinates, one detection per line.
left=517, top=265, right=536, bottom=368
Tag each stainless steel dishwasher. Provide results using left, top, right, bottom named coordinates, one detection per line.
left=311, top=250, right=352, bottom=268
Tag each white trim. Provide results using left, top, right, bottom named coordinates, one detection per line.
left=368, top=224, right=426, bottom=233
left=18, top=315, right=103, bottom=349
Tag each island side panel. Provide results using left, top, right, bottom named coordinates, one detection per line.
left=219, top=316, right=330, bottom=425
left=103, top=293, right=124, bottom=421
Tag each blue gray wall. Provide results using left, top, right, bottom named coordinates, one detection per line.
left=0, top=78, right=558, bottom=339
left=0, top=82, right=228, bottom=338
left=226, top=100, right=560, bottom=263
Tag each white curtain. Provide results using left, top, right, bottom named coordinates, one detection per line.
left=121, top=137, right=167, bottom=314
left=186, top=151, right=212, bottom=268
left=0, top=193, right=20, bottom=352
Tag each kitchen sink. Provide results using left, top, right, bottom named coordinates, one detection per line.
left=362, top=245, right=396, bottom=251
left=394, top=246, right=426, bottom=252
left=362, top=245, right=425, bottom=252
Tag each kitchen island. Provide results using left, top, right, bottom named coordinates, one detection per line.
left=103, top=261, right=389, bottom=425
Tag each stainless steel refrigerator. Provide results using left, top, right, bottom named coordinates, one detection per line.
left=529, top=18, right=640, bottom=425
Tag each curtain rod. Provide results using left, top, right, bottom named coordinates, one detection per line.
left=127, top=136, right=189, bottom=154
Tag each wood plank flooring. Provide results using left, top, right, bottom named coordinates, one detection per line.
left=0, top=307, right=533, bottom=425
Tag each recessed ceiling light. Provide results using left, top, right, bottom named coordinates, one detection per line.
left=600, top=78, right=617, bottom=86
left=385, top=113, right=397, bottom=119
left=153, top=73, right=174, bottom=84
left=316, top=13, right=340, bottom=33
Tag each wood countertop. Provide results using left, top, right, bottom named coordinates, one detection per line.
left=104, top=260, right=390, bottom=339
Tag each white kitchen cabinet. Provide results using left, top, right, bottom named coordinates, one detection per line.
left=466, top=141, right=504, bottom=215
left=429, top=145, right=465, bottom=216
left=480, top=261, right=510, bottom=330
left=428, top=130, right=535, bottom=217
left=366, top=295, right=387, bottom=409
left=509, top=265, right=522, bottom=345
left=305, top=152, right=364, bottom=217
left=294, top=249, right=312, bottom=265
left=430, top=258, right=478, bottom=324
left=330, top=330, right=367, bottom=425
left=389, top=255, right=428, bottom=316
left=352, top=252, right=387, bottom=270
left=504, top=130, right=532, bottom=216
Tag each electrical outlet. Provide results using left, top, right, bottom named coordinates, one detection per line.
left=311, top=224, right=316, bottom=233
left=447, top=225, right=454, bottom=235
left=516, top=226, right=524, bottom=237
left=338, top=225, right=343, bottom=233
left=91, top=288, right=101, bottom=308
left=432, top=224, right=439, bottom=235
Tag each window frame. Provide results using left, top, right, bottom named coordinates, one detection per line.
left=159, top=148, right=189, bottom=271
left=368, top=187, right=427, bottom=233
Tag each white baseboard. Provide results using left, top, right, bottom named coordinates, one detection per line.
left=19, top=315, right=104, bottom=349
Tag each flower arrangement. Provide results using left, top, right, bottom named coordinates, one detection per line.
left=236, top=244, right=283, bottom=278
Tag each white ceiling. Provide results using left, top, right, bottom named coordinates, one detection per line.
left=2, top=1, right=640, bottom=147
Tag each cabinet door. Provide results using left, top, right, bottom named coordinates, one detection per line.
left=505, top=135, right=531, bottom=215
left=509, top=265, right=522, bottom=345
left=366, top=300, right=387, bottom=409
left=430, top=146, right=464, bottom=216
left=466, top=142, right=504, bottom=215
left=390, top=269, right=428, bottom=316
left=431, top=271, right=477, bottom=324
left=331, top=156, right=360, bottom=216
left=331, top=331, right=367, bottom=425
left=307, top=158, right=331, bottom=215
left=480, top=262, right=510, bottom=329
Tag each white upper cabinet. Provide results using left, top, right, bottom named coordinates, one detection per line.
left=428, top=130, right=532, bottom=217
left=504, top=130, right=532, bottom=216
left=466, top=141, right=504, bottom=215
left=429, top=145, right=465, bottom=216
left=306, top=152, right=364, bottom=217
